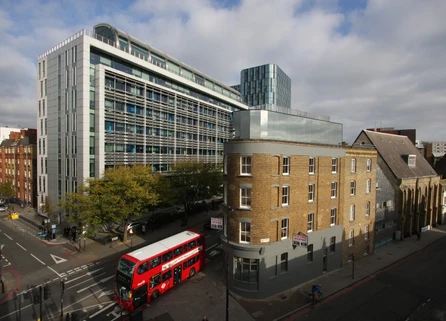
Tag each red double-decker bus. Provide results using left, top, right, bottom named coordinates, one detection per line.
left=114, top=230, right=205, bottom=312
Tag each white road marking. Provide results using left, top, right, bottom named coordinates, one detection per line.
left=89, top=302, right=116, bottom=319
left=76, top=275, right=114, bottom=293
left=47, top=266, right=62, bottom=277
left=206, top=243, right=218, bottom=252
left=0, top=303, right=33, bottom=320
left=50, top=254, right=68, bottom=264
left=98, top=289, right=114, bottom=298
left=66, top=272, right=106, bottom=290
left=65, top=268, right=104, bottom=284
left=4, top=233, right=12, bottom=240
left=63, top=288, right=104, bottom=309
left=16, top=242, right=27, bottom=251
left=31, top=254, right=46, bottom=265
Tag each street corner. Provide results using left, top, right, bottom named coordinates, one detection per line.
left=0, top=269, right=22, bottom=304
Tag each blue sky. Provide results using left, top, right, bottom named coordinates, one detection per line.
left=1, top=0, right=445, bottom=143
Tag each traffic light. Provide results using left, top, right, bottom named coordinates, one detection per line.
left=43, top=285, right=52, bottom=300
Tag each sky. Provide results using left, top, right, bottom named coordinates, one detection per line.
left=1, top=0, right=445, bottom=143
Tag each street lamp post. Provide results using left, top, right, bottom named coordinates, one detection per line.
left=0, top=242, right=4, bottom=294
left=60, top=279, right=65, bottom=321
left=225, top=206, right=233, bottom=321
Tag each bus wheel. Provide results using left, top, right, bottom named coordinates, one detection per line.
left=189, top=267, right=196, bottom=278
left=151, top=290, right=160, bottom=301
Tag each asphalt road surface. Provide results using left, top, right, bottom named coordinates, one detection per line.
left=0, top=218, right=223, bottom=321
left=293, top=237, right=446, bottom=321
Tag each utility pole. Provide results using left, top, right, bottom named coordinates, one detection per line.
left=60, top=280, right=65, bottom=321
left=39, top=285, right=43, bottom=321
left=0, top=242, right=4, bottom=294
left=226, top=206, right=233, bottom=321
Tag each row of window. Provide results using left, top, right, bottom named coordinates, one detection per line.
left=237, top=156, right=373, bottom=176
left=237, top=204, right=371, bottom=245
left=136, top=238, right=203, bottom=274
left=348, top=226, right=370, bottom=246
left=104, top=121, right=226, bottom=138
left=103, top=144, right=221, bottom=156
left=0, top=158, right=32, bottom=166
left=238, top=184, right=373, bottom=209
left=94, top=51, right=240, bottom=112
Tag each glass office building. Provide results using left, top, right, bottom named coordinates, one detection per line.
left=240, top=64, right=292, bottom=109
left=36, top=23, right=247, bottom=208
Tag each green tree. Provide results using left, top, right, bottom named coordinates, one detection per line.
left=59, top=165, right=167, bottom=242
left=0, top=181, right=16, bottom=201
left=169, top=161, right=223, bottom=224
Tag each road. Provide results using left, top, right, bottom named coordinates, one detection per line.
left=292, top=237, right=446, bottom=321
left=0, top=217, right=223, bottom=321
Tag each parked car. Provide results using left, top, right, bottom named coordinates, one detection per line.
left=0, top=204, right=8, bottom=212
left=117, top=221, right=143, bottom=233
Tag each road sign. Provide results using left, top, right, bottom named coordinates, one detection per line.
left=292, top=233, right=308, bottom=247
left=211, top=217, right=223, bottom=230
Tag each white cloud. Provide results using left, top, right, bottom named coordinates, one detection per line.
left=1, top=0, right=445, bottom=143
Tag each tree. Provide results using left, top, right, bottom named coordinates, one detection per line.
left=0, top=181, right=16, bottom=202
left=59, top=165, right=167, bottom=242
left=169, top=161, right=223, bottom=225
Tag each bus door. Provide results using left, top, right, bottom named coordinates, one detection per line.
left=174, top=264, right=182, bottom=285
left=132, top=283, right=148, bottom=309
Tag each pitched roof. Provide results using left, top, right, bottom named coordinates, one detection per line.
left=359, top=130, right=437, bottom=179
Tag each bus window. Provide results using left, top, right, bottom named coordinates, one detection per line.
left=137, top=262, right=149, bottom=274
left=188, top=241, right=196, bottom=249
left=197, top=237, right=204, bottom=246
left=173, top=247, right=183, bottom=257
left=162, top=270, right=172, bottom=281
left=183, top=262, right=187, bottom=269
left=150, top=256, right=161, bottom=269
left=183, top=245, right=188, bottom=253
left=150, top=274, right=161, bottom=289
left=162, top=251, right=172, bottom=262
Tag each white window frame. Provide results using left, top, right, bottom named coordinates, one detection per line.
left=364, top=225, right=369, bottom=240
left=351, top=158, right=356, bottom=173
left=366, top=201, right=370, bottom=217
left=408, top=155, right=416, bottom=167
left=349, top=205, right=355, bottom=221
left=282, top=186, right=289, bottom=206
left=240, top=222, right=251, bottom=244
left=240, top=187, right=252, bottom=208
left=309, top=157, right=315, bottom=174
left=331, top=181, right=337, bottom=199
left=307, top=213, right=314, bottom=232
left=366, top=179, right=371, bottom=193
left=350, top=181, right=356, bottom=195
left=308, top=183, right=315, bottom=202
left=330, top=208, right=336, bottom=226
left=349, top=230, right=354, bottom=247
left=332, top=158, right=338, bottom=173
left=366, top=159, right=372, bottom=172
left=240, top=156, right=252, bottom=175
left=281, top=218, right=289, bottom=240
left=283, top=156, right=290, bottom=176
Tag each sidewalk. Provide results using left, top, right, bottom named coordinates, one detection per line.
left=7, top=204, right=223, bottom=262
left=235, top=225, right=446, bottom=321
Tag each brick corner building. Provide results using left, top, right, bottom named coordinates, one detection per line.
left=0, top=128, right=38, bottom=207
left=223, top=107, right=377, bottom=299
